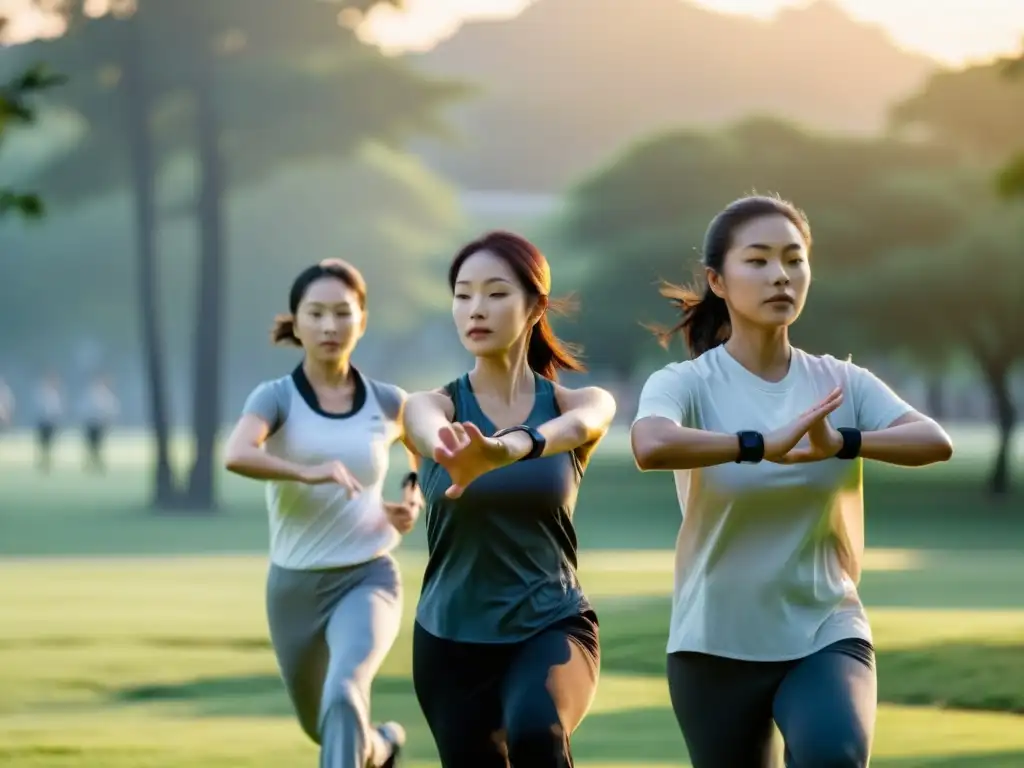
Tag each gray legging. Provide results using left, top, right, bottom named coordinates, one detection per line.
left=266, top=554, right=402, bottom=768
left=668, top=637, right=876, bottom=768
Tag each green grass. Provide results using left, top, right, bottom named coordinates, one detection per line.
left=0, top=426, right=1023, bottom=766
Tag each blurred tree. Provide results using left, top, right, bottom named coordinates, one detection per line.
left=0, top=53, right=64, bottom=219
left=887, top=50, right=1024, bottom=494
left=891, top=48, right=1024, bottom=200
left=996, top=49, right=1024, bottom=199
left=838, top=206, right=1024, bottom=494
left=553, top=118, right=963, bottom=377
left=15, top=0, right=469, bottom=510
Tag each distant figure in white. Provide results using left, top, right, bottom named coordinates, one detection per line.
left=82, top=374, right=120, bottom=473
left=35, top=373, right=63, bottom=472
left=0, top=377, right=14, bottom=431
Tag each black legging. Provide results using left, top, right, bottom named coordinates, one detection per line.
left=412, top=612, right=600, bottom=768
left=668, top=637, right=876, bottom=768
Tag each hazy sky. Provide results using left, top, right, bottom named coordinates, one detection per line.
left=1, top=0, right=1021, bottom=67
left=361, top=0, right=1024, bottom=66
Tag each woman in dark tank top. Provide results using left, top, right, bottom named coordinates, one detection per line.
left=402, top=230, right=617, bottom=768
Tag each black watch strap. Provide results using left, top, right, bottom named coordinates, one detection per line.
left=493, top=424, right=546, bottom=461
left=835, top=427, right=862, bottom=460
left=736, top=431, right=765, bottom=464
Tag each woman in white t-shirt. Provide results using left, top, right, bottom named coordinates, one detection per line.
left=223, top=259, right=420, bottom=768
left=630, top=195, right=953, bottom=768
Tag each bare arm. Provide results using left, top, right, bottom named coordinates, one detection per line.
left=500, top=385, right=617, bottom=463
left=402, top=389, right=454, bottom=459
left=631, top=390, right=846, bottom=471
left=859, top=411, right=953, bottom=466
left=223, top=414, right=312, bottom=482
left=630, top=417, right=741, bottom=471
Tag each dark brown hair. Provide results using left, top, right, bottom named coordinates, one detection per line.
left=652, top=194, right=812, bottom=357
left=448, top=230, right=585, bottom=380
left=271, top=259, right=368, bottom=346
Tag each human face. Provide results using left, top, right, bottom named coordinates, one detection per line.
left=452, top=250, right=541, bottom=358
left=293, top=277, right=365, bottom=363
left=709, top=214, right=810, bottom=330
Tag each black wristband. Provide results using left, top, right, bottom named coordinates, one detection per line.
left=493, top=424, right=546, bottom=461
left=735, top=431, right=765, bottom=464
left=836, top=428, right=862, bottom=460
left=400, top=471, right=418, bottom=490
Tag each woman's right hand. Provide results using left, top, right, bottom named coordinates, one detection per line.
left=300, top=461, right=362, bottom=494
left=763, top=387, right=844, bottom=462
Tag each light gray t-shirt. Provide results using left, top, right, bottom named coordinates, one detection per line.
left=242, top=366, right=406, bottom=570
left=633, top=345, right=913, bottom=661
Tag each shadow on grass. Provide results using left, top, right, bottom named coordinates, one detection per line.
left=112, top=673, right=416, bottom=719
left=873, top=752, right=1024, bottom=767
left=106, top=605, right=1024, bottom=719
left=0, top=636, right=272, bottom=651
left=595, top=598, right=1024, bottom=714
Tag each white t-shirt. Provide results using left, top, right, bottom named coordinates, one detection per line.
left=633, top=345, right=913, bottom=661
left=83, top=384, right=119, bottom=424
left=242, top=367, right=406, bottom=570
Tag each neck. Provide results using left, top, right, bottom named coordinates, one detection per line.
left=302, top=355, right=352, bottom=387
left=724, top=323, right=792, bottom=381
left=469, top=337, right=534, bottom=404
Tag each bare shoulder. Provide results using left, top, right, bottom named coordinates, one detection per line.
left=553, top=383, right=617, bottom=414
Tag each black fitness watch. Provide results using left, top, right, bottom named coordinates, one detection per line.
left=735, top=431, right=765, bottom=464
left=835, top=427, right=862, bottom=460
left=492, top=424, right=546, bottom=461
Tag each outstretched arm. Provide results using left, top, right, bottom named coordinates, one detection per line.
left=499, top=385, right=616, bottom=463
left=402, top=389, right=455, bottom=459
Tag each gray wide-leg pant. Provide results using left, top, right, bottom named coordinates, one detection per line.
left=266, top=554, right=402, bottom=768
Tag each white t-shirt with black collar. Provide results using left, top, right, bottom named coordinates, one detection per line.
left=634, top=345, right=913, bottom=661
left=242, top=367, right=405, bottom=571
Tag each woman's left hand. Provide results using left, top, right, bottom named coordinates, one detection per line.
left=433, top=422, right=526, bottom=498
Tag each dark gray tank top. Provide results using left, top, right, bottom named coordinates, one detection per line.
left=415, top=373, right=591, bottom=643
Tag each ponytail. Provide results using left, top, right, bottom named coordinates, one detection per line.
left=270, top=313, right=301, bottom=346
left=649, top=279, right=731, bottom=358
left=527, top=297, right=586, bottom=380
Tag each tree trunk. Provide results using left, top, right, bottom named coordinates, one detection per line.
left=120, top=16, right=179, bottom=509
left=183, top=54, right=225, bottom=512
left=979, top=359, right=1016, bottom=496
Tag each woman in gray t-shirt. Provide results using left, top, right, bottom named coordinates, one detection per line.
left=223, top=260, right=419, bottom=768
left=631, top=195, right=954, bottom=767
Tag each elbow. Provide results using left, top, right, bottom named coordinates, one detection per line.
left=933, top=431, right=954, bottom=463
left=922, top=421, right=954, bottom=464
left=222, top=447, right=249, bottom=475
left=903, top=432, right=953, bottom=467
left=630, top=432, right=663, bottom=472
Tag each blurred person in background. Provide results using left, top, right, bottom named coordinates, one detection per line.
left=0, top=377, right=13, bottom=431
left=402, top=231, right=616, bottom=768
left=630, top=194, right=954, bottom=768
left=35, top=372, right=63, bottom=473
left=81, top=373, right=120, bottom=473
left=223, top=259, right=420, bottom=768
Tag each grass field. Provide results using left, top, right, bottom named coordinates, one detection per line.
left=1, top=425, right=1023, bottom=767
